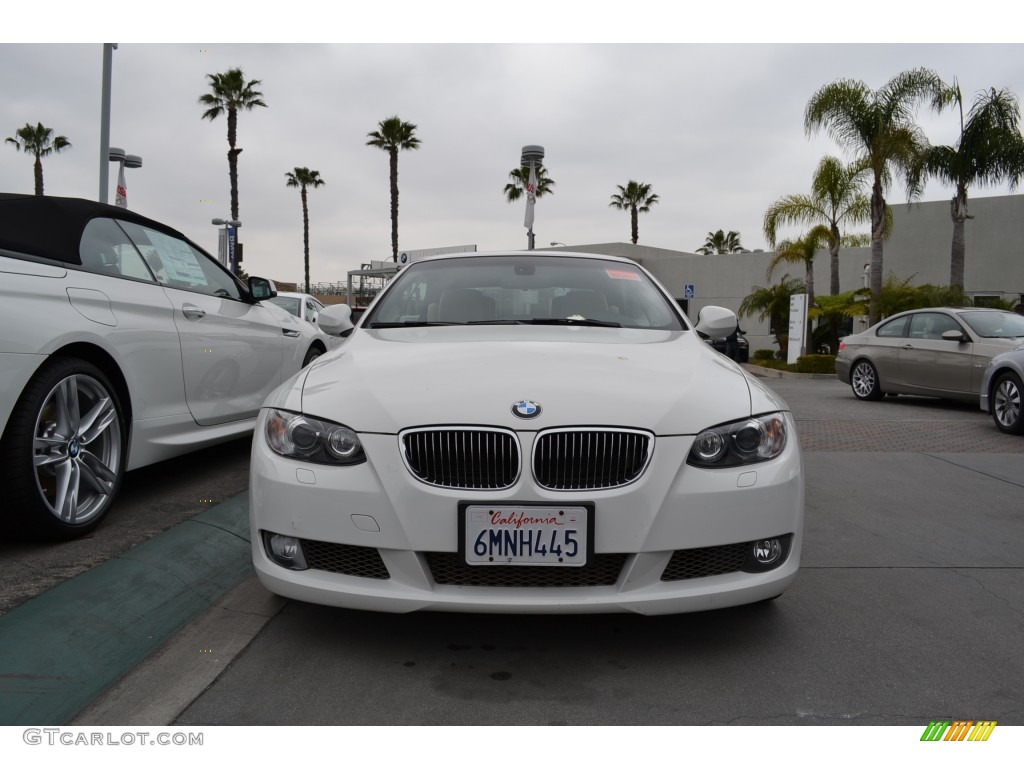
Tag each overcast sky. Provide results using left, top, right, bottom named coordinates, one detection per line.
left=3, top=11, right=1023, bottom=287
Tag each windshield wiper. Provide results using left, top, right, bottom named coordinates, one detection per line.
left=519, top=317, right=622, bottom=328
left=366, top=321, right=460, bottom=328
left=370, top=318, right=624, bottom=328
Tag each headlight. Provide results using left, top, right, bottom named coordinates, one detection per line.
left=687, top=413, right=787, bottom=468
left=265, top=408, right=366, bottom=465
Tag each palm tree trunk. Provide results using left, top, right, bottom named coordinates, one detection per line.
left=33, top=154, right=43, bottom=196
left=949, top=190, right=968, bottom=291
left=227, top=108, right=240, bottom=222
left=829, top=223, right=841, bottom=295
left=302, top=186, right=310, bottom=294
left=228, top=150, right=240, bottom=222
left=630, top=206, right=638, bottom=244
left=805, top=264, right=815, bottom=357
left=389, top=148, right=399, bottom=261
left=869, top=179, right=885, bottom=325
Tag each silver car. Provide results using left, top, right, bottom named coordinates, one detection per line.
left=980, top=347, right=1024, bottom=434
left=835, top=307, right=1024, bottom=402
left=0, top=193, right=325, bottom=540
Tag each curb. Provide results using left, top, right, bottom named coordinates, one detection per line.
left=741, top=363, right=838, bottom=380
left=0, top=493, right=252, bottom=726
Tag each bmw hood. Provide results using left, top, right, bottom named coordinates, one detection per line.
left=292, top=326, right=777, bottom=434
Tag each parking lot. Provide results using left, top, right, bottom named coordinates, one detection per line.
left=3, top=373, right=1023, bottom=726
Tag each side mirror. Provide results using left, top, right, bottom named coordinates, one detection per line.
left=694, top=305, right=738, bottom=341
left=941, top=329, right=968, bottom=343
left=317, top=304, right=354, bottom=336
left=249, top=276, right=277, bottom=302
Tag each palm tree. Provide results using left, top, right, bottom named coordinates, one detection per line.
left=927, top=82, right=1024, bottom=291
left=5, top=122, right=71, bottom=195
left=738, top=274, right=806, bottom=358
left=609, top=181, right=659, bottom=244
left=766, top=225, right=832, bottom=355
left=366, top=116, right=421, bottom=261
left=199, top=68, right=267, bottom=227
left=696, top=229, right=744, bottom=254
left=762, top=156, right=876, bottom=295
left=503, top=164, right=555, bottom=202
left=285, top=168, right=326, bottom=294
left=805, top=68, right=944, bottom=325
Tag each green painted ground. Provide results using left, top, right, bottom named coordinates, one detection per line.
left=0, top=493, right=251, bottom=725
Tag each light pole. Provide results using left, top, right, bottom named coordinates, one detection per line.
left=108, top=147, right=142, bottom=208
left=99, top=43, right=117, bottom=203
left=212, top=218, right=242, bottom=273
left=521, top=145, right=544, bottom=251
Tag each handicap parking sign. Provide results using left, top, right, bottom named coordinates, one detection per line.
left=684, top=284, right=695, bottom=299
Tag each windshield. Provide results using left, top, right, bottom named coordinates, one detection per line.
left=364, top=255, right=685, bottom=330
left=269, top=296, right=302, bottom=317
left=959, top=310, right=1024, bottom=338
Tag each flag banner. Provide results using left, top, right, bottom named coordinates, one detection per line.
left=115, top=163, right=127, bottom=208
left=524, top=162, right=537, bottom=230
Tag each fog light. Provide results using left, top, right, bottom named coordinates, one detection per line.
left=264, top=532, right=308, bottom=570
left=752, top=538, right=782, bottom=565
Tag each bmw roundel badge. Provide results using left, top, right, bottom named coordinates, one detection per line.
left=511, top=400, right=542, bottom=419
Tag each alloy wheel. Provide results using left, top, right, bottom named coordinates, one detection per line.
left=32, top=373, right=123, bottom=525
left=993, top=375, right=1022, bottom=432
left=851, top=361, right=879, bottom=399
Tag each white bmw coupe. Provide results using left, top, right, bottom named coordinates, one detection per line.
left=250, top=252, right=804, bottom=615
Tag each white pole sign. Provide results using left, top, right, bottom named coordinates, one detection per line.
left=788, top=293, right=807, bottom=365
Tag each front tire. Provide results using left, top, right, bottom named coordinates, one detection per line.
left=0, top=357, right=126, bottom=540
left=302, top=344, right=325, bottom=367
left=991, top=371, right=1024, bottom=435
left=850, top=359, right=883, bottom=401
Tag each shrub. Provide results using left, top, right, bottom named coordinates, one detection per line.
left=752, top=348, right=775, bottom=361
left=795, top=354, right=836, bottom=374
left=755, top=359, right=797, bottom=372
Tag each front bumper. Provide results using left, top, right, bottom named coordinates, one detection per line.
left=249, top=411, right=804, bottom=615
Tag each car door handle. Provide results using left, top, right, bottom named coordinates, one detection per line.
left=901, top=343, right=914, bottom=349
left=282, top=328, right=301, bottom=337
left=182, top=304, right=206, bottom=320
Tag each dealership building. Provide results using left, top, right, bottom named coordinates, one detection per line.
left=551, top=193, right=1024, bottom=356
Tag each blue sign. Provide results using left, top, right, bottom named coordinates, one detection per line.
left=227, top=226, right=237, bottom=273
left=684, top=284, right=695, bottom=299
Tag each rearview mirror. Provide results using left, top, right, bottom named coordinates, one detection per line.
left=694, top=306, right=738, bottom=341
left=317, top=304, right=354, bottom=336
left=249, top=276, right=277, bottom=302
left=941, top=329, right=967, bottom=343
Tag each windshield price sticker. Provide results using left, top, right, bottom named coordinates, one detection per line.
left=465, top=505, right=588, bottom=567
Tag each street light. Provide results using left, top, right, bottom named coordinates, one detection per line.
left=550, top=241, right=567, bottom=247
left=108, top=147, right=142, bottom=208
left=99, top=43, right=117, bottom=204
left=521, top=144, right=545, bottom=251
left=212, top=218, right=242, bottom=273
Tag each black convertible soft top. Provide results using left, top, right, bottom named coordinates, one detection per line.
left=0, top=193, right=194, bottom=265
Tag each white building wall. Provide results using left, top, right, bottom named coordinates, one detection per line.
left=556, top=194, right=1024, bottom=357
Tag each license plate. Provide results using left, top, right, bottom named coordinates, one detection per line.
left=463, top=505, right=589, bottom=567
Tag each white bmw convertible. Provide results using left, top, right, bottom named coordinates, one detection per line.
left=250, top=252, right=804, bottom=615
